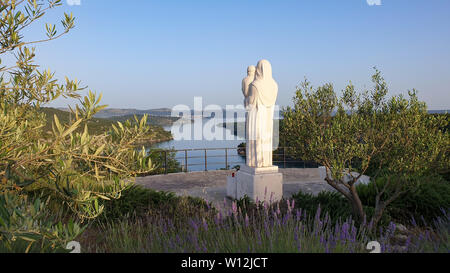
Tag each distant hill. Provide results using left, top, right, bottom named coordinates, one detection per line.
left=55, top=107, right=180, bottom=127
left=92, top=108, right=233, bottom=119
left=40, top=107, right=173, bottom=144
left=108, top=114, right=179, bottom=127
left=57, top=107, right=449, bottom=119
left=428, top=110, right=449, bottom=114
left=41, top=107, right=116, bottom=135
left=91, top=108, right=174, bottom=119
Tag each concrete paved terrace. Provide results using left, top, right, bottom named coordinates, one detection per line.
left=135, top=168, right=337, bottom=210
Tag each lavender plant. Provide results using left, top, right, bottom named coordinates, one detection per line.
left=80, top=198, right=449, bottom=253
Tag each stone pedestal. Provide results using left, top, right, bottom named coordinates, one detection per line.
left=227, top=165, right=283, bottom=203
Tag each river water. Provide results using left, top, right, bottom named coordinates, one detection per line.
left=152, top=117, right=246, bottom=171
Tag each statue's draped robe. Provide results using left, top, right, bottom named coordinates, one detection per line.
left=246, top=60, right=278, bottom=168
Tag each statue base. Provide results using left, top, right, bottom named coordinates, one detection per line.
left=227, top=165, right=283, bottom=203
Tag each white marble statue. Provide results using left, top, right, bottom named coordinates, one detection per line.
left=246, top=59, right=278, bottom=168
left=227, top=59, right=282, bottom=202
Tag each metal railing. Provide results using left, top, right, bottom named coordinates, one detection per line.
left=150, top=147, right=319, bottom=174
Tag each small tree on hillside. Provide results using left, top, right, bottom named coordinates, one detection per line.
left=282, top=69, right=449, bottom=227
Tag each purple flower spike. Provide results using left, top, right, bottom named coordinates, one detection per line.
left=215, top=213, right=220, bottom=226
left=315, top=205, right=322, bottom=224
left=190, top=219, right=199, bottom=232
left=232, top=201, right=237, bottom=214
left=341, top=222, right=349, bottom=241
left=203, top=218, right=208, bottom=231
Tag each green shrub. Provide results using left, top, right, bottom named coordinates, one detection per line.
left=289, top=173, right=449, bottom=227
left=147, top=149, right=181, bottom=174
left=235, top=195, right=253, bottom=210
left=289, top=190, right=392, bottom=226
left=357, top=175, right=450, bottom=224
left=234, top=192, right=354, bottom=223
left=0, top=191, right=85, bottom=253
left=100, top=184, right=211, bottom=221
left=291, top=191, right=352, bottom=222
left=100, top=185, right=174, bottom=220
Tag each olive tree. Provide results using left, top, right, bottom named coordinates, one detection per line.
left=282, top=69, right=449, bottom=226
left=0, top=0, right=155, bottom=250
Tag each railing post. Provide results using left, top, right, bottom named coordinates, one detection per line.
left=185, top=150, right=188, bottom=173
left=225, top=148, right=228, bottom=170
left=283, top=147, right=286, bottom=169
left=164, top=151, right=168, bottom=174
left=204, top=149, right=208, bottom=171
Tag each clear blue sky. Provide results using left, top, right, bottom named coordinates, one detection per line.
left=28, top=0, right=450, bottom=110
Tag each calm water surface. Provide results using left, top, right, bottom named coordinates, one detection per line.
left=152, top=118, right=246, bottom=171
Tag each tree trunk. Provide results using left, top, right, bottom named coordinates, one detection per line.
left=349, top=185, right=365, bottom=222
left=324, top=177, right=366, bottom=222
left=372, top=205, right=386, bottom=229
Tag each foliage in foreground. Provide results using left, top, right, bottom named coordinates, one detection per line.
left=0, top=190, right=85, bottom=253
left=79, top=195, right=449, bottom=253
left=0, top=1, right=155, bottom=251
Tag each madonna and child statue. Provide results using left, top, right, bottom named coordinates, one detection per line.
left=227, top=59, right=283, bottom=203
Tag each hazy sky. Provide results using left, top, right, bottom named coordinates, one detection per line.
left=26, top=0, right=450, bottom=110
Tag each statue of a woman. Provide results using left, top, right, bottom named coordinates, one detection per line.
left=246, top=60, right=278, bottom=168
